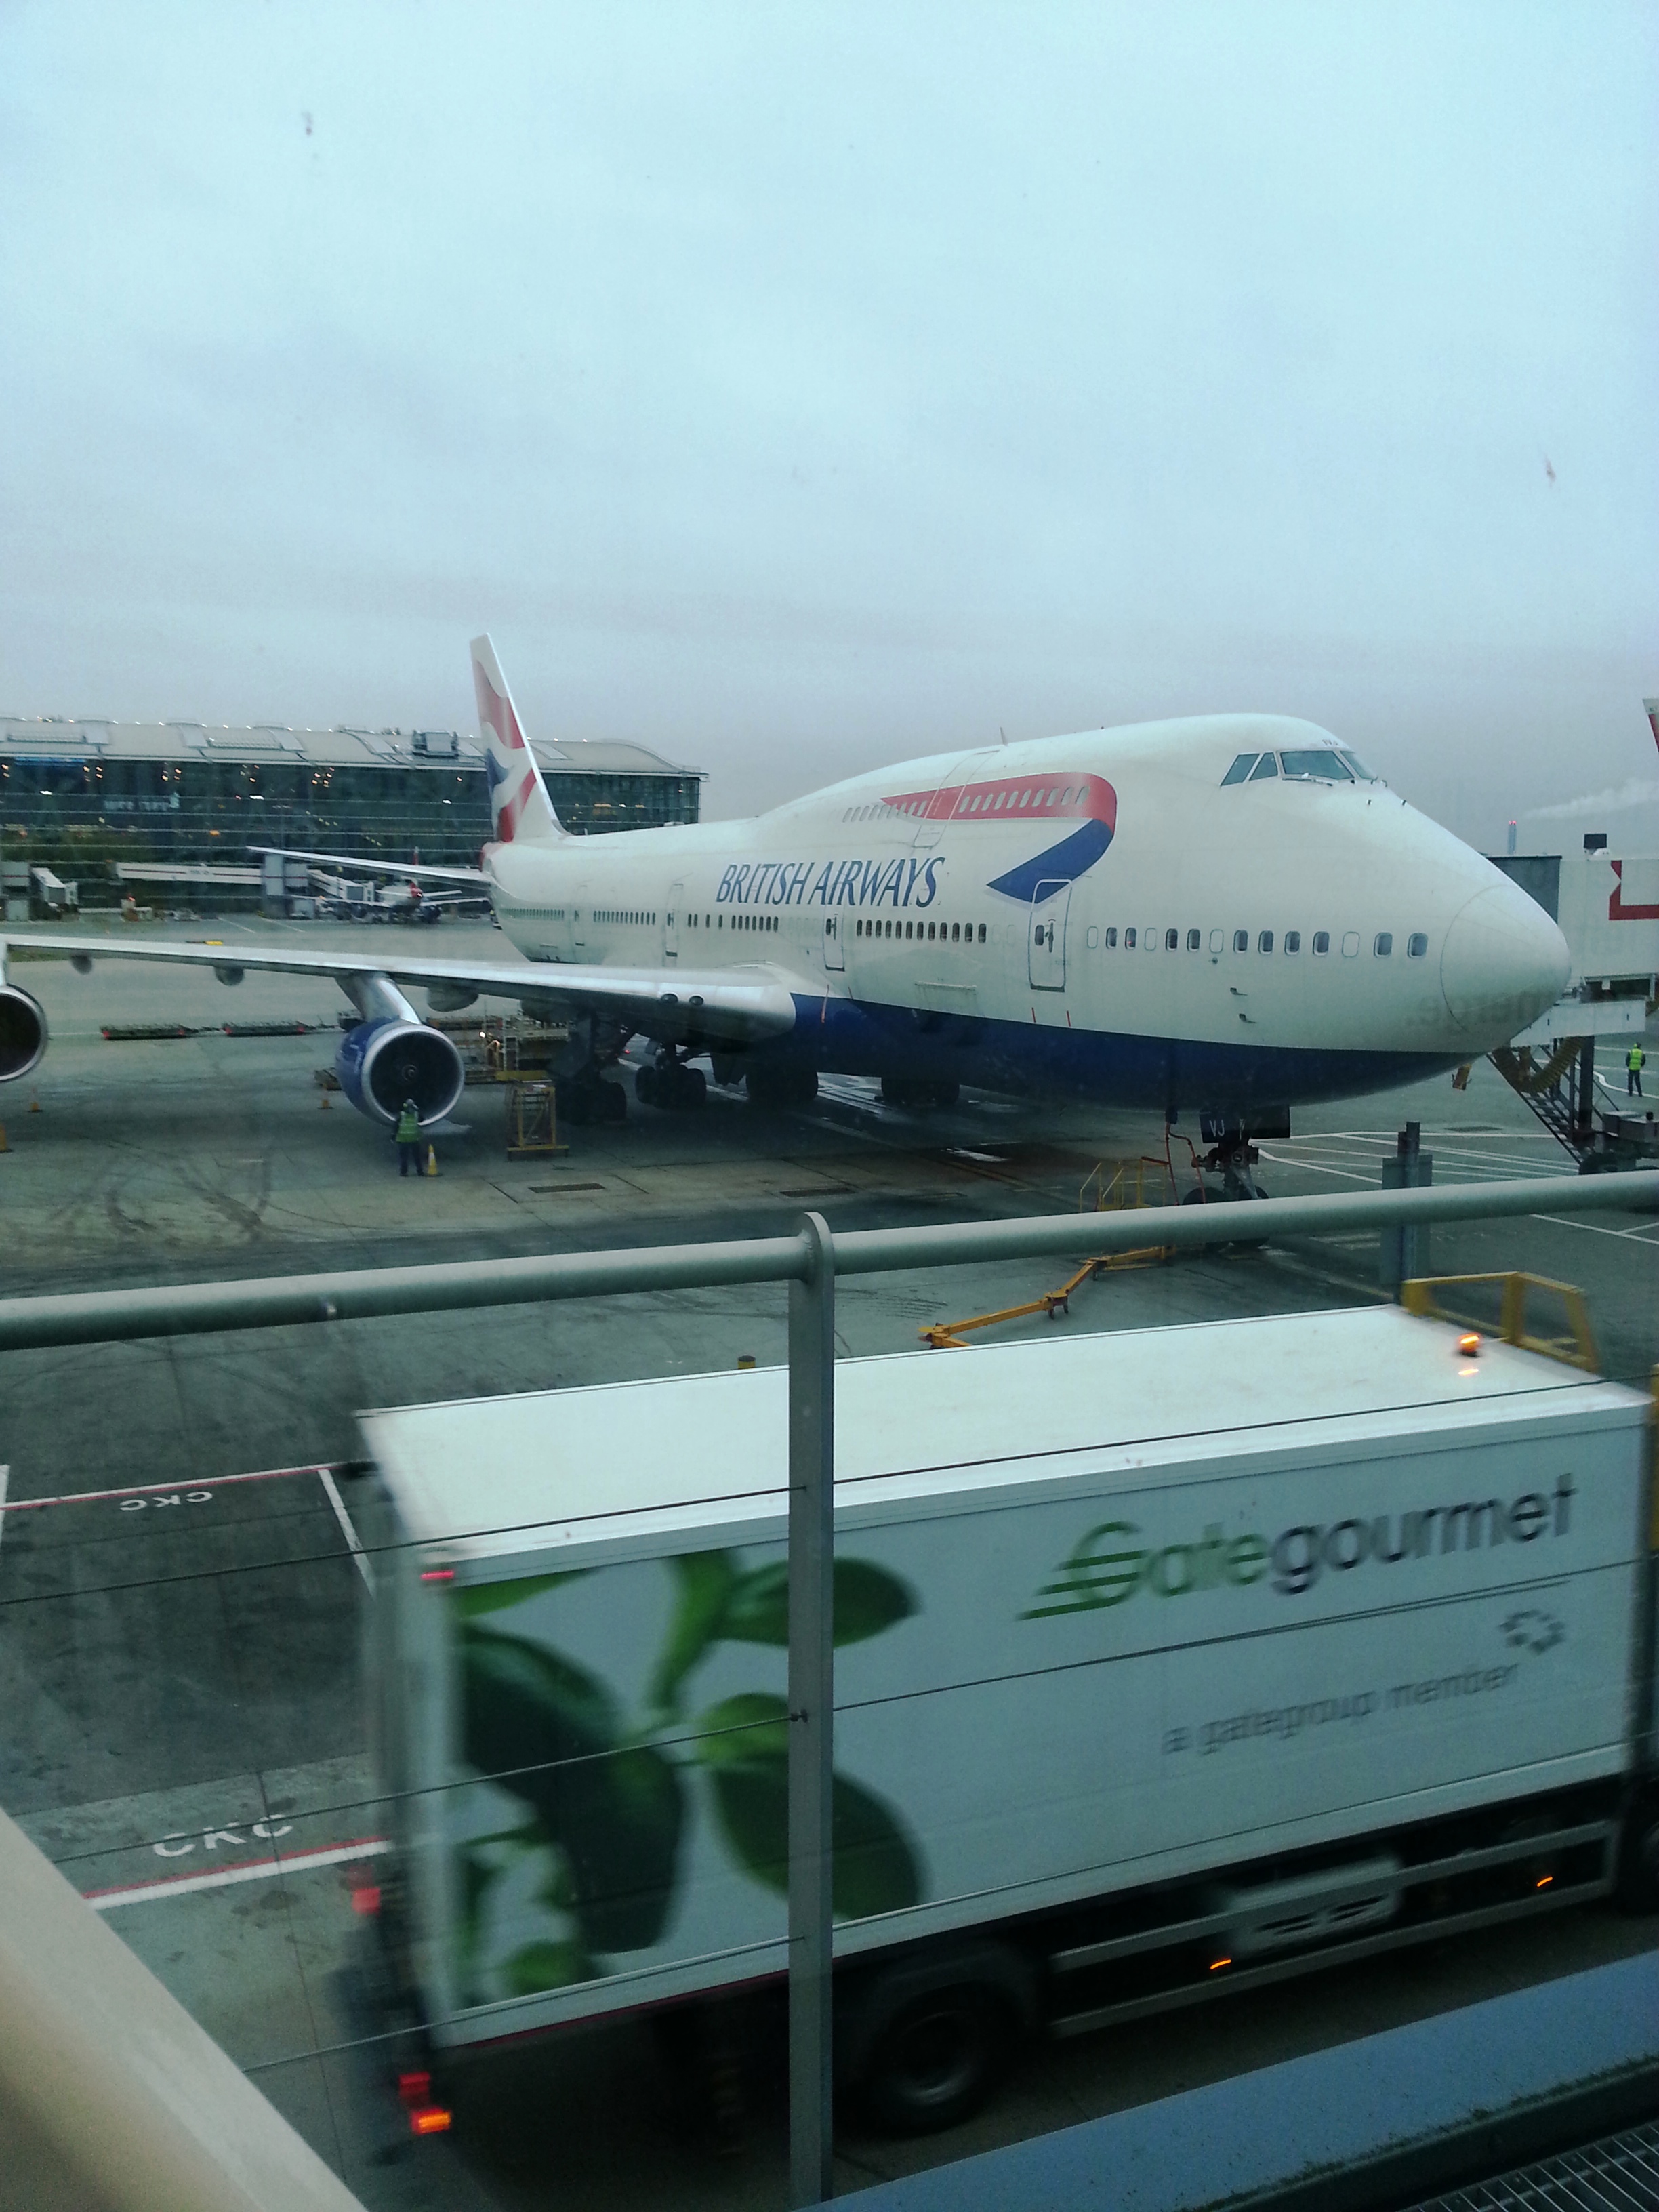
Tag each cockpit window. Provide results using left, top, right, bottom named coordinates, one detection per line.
left=1338, top=749, right=1378, bottom=781
left=1221, top=753, right=1257, bottom=785
left=1280, top=749, right=1353, bottom=781
left=1247, top=752, right=1279, bottom=780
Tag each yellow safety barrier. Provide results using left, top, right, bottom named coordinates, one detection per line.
left=921, top=1158, right=1176, bottom=1347
left=1399, top=1271, right=1600, bottom=1374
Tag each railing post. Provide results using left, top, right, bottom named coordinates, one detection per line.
left=788, top=1211, right=836, bottom=2208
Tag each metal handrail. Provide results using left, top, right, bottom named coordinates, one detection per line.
left=0, top=1169, right=1652, bottom=1351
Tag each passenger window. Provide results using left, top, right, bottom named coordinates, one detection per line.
left=1143, top=926, right=1157, bottom=950
left=1374, top=933, right=1392, bottom=956
left=1165, top=927, right=1179, bottom=949
left=1105, top=927, right=1118, bottom=947
left=1208, top=928, right=1222, bottom=953
left=1248, top=754, right=1279, bottom=780
left=1221, top=753, right=1257, bottom=785
left=1187, top=928, right=1200, bottom=950
left=1285, top=931, right=1301, bottom=954
left=1408, top=932, right=1427, bottom=957
left=1313, top=930, right=1330, bottom=955
left=1124, top=927, right=1136, bottom=948
left=977, top=923, right=986, bottom=943
left=1342, top=931, right=1360, bottom=956
left=951, top=922, right=960, bottom=942
left=1258, top=930, right=1273, bottom=953
left=1233, top=930, right=1248, bottom=952
left=1086, top=926, right=1099, bottom=949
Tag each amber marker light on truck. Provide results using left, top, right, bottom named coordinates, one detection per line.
left=1458, top=1332, right=1482, bottom=1357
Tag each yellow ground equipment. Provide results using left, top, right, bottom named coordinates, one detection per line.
left=504, top=1080, right=567, bottom=1161
left=920, top=1157, right=1177, bottom=1348
left=1400, top=1272, right=1600, bottom=1374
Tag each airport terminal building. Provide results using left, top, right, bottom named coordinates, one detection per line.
left=0, top=718, right=704, bottom=899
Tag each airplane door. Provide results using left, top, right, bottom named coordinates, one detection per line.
left=664, top=880, right=684, bottom=961
left=823, top=914, right=845, bottom=971
left=571, top=883, right=589, bottom=955
left=1028, top=880, right=1071, bottom=989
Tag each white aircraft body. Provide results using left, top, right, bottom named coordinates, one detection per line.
left=1, top=636, right=1568, bottom=1163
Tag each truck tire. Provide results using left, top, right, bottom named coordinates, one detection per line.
left=1618, top=1787, right=1659, bottom=1913
left=842, top=1941, right=1034, bottom=2135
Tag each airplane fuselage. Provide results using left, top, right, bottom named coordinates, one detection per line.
left=481, top=713, right=1569, bottom=1118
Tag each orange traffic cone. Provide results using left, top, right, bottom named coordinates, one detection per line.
left=424, top=1143, right=438, bottom=1177
left=28, top=1092, right=40, bottom=1113
left=0, top=1124, right=9, bottom=1152
left=320, top=1088, right=331, bottom=1109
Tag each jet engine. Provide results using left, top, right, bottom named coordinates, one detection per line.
left=0, top=985, right=47, bottom=1084
left=333, top=975, right=465, bottom=1126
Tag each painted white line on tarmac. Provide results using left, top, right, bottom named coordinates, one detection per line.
left=86, top=1837, right=390, bottom=1910
left=0, top=1465, right=9, bottom=1555
left=319, top=1469, right=373, bottom=1591
left=0, top=1461, right=342, bottom=1515
left=1533, top=1214, right=1659, bottom=1246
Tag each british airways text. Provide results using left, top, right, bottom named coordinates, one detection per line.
left=716, top=857, right=943, bottom=910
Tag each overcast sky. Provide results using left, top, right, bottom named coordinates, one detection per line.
left=2, top=3, right=1654, bottom=844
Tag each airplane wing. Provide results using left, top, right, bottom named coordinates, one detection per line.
left=248, top=845, right=490, bottom=886
left=7, top=934, right=800, bottom=1044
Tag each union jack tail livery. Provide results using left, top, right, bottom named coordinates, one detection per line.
left=470, top=634, right=563, bottom=846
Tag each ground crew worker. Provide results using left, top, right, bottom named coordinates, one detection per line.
left=1630, top=1041, right=1647, bottom=1098
left=395, top=1097, right=422, bottom=1176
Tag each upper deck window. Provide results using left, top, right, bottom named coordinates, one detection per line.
left=1280, top=750, right=1354, bottom=782
left=1221, top=754, right=1257, bottom=785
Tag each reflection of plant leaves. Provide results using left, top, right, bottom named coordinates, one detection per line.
left=462, top=1626, right=685, bottom=1954
left=647, top=1552, right=738, bottom=1713
left=696, top=1693, right=922, bottom=1919
left=452, top=1572, right=589, bottom=1620
left=501, top=1940, right=596, bottom=1996
left=458, top=1822, right=546, bottom=1957
left=718, top=1559, right=917, bottom=1650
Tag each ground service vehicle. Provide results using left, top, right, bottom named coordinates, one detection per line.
left=351, top=1304, right=1658, bottom=2134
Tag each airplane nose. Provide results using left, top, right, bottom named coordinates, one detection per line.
left=1439, top=882, right=1570, bottom=1046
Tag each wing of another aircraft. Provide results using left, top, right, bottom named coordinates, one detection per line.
left=248, top=845, right=490, bottom=886
left=9, top=934, right=800, bottom=1045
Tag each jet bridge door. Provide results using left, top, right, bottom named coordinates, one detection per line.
left=1029, top=880, right=1071, bottom=990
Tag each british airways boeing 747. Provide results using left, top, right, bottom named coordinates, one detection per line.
left=1, top=635, right=1568, bottom=1176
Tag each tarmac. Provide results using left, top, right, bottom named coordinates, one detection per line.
left=1, top=916, right=1656, bottom=2211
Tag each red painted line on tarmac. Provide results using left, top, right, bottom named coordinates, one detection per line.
left=0, top=1462, right=346, bottom=1513
left=84, top=1837, right=390, bottom=1909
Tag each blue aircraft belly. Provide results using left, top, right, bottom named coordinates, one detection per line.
left=746, top=993, right=1454, bottom=1111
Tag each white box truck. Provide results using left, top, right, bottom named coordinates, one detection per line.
left=348, top=1303, right=1658, bottom=2133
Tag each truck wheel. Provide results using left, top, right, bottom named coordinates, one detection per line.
left=859, top=1983, right=1014, bottom=2134
left=1618, top=1788, right=1659, bottom=1913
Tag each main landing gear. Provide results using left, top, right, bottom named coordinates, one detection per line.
left=636, top=1052, right=708, bottom=1111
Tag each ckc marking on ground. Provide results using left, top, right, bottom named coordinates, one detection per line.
left=85, top=1836, right=390, bottom=1910
left=0, top=1462, right=344, bottom=1515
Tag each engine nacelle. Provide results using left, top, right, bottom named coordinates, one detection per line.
left=335, top=1018, right=465, bottom=1127
left=0, top=985, right=47, bottom=1083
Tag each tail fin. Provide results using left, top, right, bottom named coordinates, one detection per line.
left=470, top=634, right=563, bottom=845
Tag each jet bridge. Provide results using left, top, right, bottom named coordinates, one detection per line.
left=1488, top=838, right=1658, bottom=1172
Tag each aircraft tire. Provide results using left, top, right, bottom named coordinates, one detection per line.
left=635, top=1063, right=659, bottom=1107
left=600, top=1080, right=627, bottom=1124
